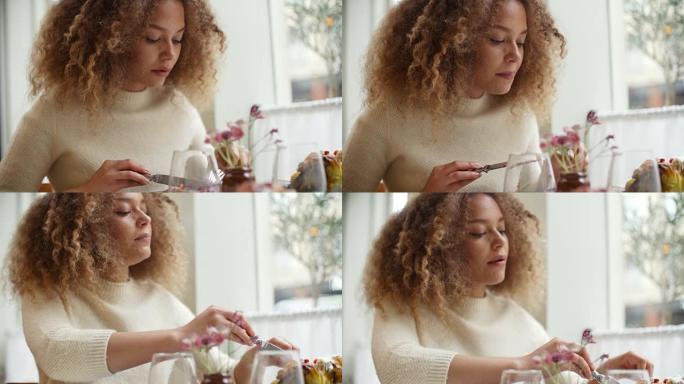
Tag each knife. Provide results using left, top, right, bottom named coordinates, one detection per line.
left=474, top=162, right=508, bottom=174
left=147, top=174, right=220, bottom=191
left=251, top=335, right=283, bottom=351
left=474, top=159, right=539, bottom=174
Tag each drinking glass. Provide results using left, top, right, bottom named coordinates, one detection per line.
left=169, top=149, right=222, bottom=192
left=605, top=369, right=651, bottom=384
left=589, top=149, right=661, bottom=192
left=249, top=350, right=304, bottom=384
left=499, top=369, right=545, bottom=384
left=503, top=153, right=556, bottom=192
left=273, top=143, right=326, bottom=192
left=148, top=352, right=196, bottom=384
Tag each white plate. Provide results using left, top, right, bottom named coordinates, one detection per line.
left=119, top=181, right=169, bottom=193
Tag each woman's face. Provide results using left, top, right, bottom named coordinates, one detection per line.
left=463, top=194, right=509, bottom=296
left=467, top=0, right=527, bottom=98
left=124, top=0, right=185, bottom=92
left=109, top=193, right=152, bottom=267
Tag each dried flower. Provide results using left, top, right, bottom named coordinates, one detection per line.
left=206, top=105, right=282, bottom=170
left=181, top=327, right=234, bottom=375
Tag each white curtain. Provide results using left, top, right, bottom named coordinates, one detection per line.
left=588, top=107, right=684, bottom=189
left=591, top=107, right=684, bottom=158
left=589, top=325, right=684, bottom=378
left=238, top=308, right=342, bottom=361
left=250, top=98, right=343, bottom=183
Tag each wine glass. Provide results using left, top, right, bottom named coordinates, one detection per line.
left=169, top=148, right=222, bottom=192
left=148, top=352, right=196, bottom=384
left=503, top=153, right=556, bottom=192
left=589, top=149, right=661, bottom=192
left=249, top=350, right=304, bottom=384
left=605, top=369, right=651, bottom=384
left=499, top=369, right=544, bottom=384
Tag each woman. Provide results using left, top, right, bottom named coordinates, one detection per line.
left=364, top=193, right=654, bottom=384
left=0, top=0, right=224, bottom=192
left=343, top=0, right=565, bottom=192
left=6, top=193, right=295, bottom=383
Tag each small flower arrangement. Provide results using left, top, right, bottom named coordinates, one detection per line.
left=181, top=327, right=234, bottom=376
left=540, top=111, right=616, bottom=175
left=534, top=329, right=608, bottom=384
left=205, top=105, right=283, bottom=170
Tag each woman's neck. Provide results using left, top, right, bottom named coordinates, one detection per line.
left=103, top=263, right=130, bottom=282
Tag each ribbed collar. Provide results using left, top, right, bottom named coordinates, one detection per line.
left=449, top=94, right=493, bottom=118
left=93, top=277, right=140, bottom=302
left=113, top=87, right=166, bottom=112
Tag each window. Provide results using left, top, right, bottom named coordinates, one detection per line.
left=622, top=194, right=684, bottom=327
left=283, top=0, right=342, bottom=102
left=623, top=0, right=684, bottom=109
left=270, top=193, right=342, bottom=311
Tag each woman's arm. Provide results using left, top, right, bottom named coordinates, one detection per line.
left=0, top=103, right=54, bottom=191
left=342, top=110, right=390, bottom=192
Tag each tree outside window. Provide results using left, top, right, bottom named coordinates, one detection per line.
left=623, top=194, right=684, bottom=327
left=624, top=0, right=684, bottom=108
left=270, top=193, right=342, bottom=310
left=284, top=0, right=342, bottom=102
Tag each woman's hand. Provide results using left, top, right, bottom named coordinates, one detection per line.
left=598, top=351, right=653, bottom=377
left=233, top=337, right=298, bottom=384
left=176, top=306, right=256, bottom=346
left=69, top=159, right=151, bottom=192
left=517, top=338, right=596, bottom=379
left=422, top=161, right=483, bottom=192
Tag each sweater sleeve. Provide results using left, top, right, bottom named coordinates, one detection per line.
left=0, top=98, right=55, bottom=191
left=343, top=108, right=390, bottom=192
left=371, top=304, right=456, bottom=384
left=21, top=295, right=116, bottom=382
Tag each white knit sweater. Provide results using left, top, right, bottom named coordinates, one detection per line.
left=21, top=278, right=233, bottom=384
left=343, top=96, right=541, bottom=192
left=371, top=292, right=550, bottom=384
left=0, top=87, right=207, bottom=191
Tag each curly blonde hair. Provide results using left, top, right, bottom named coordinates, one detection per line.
left=30, top=0, right=226, bottom=112
left=364, top=193, right=544, bottom=323
left=5, top=194, right=187, bottom=304
left=364, top=0, right=566, bottom=118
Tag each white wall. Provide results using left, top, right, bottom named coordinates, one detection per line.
left=191, top=194, right=263, bottom=313
left=0, top=193, right=38, bottom=380
left=544, top=194, right=623, bottom=341
left=342, top=193, right=391, bottom=383
left=546, top=0, right=628, bottom=131
left=209, top=0, right=281, bottom=131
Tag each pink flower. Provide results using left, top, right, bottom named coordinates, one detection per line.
left=586, top=110, right=601, bottom=125
left=204, top=137, right=211, bottom=144
left=551, top=136, right=561, bottom=146
left=540, top=140, right=549, bottom=150
left=567, top=130, right=581, bottom=144
left=230, top=126, right=245, bottom=140
left=557, top=135, right=569, bottom=146
left=214, top=133, right=222, bottom=142
left=250, top=105, right=264, bottom=119
left=221, top=130, right=233, bottom=141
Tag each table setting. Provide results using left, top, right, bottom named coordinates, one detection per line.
left=122, top=105, right=343, bottom=193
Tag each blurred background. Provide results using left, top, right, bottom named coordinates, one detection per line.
left=343, top=193, right=684, bottom=383
left=0, top=0, right=343, bottom=183
left=343, top=0, right=684, bottom=159
left=0, top=192, right=343, bottom=382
